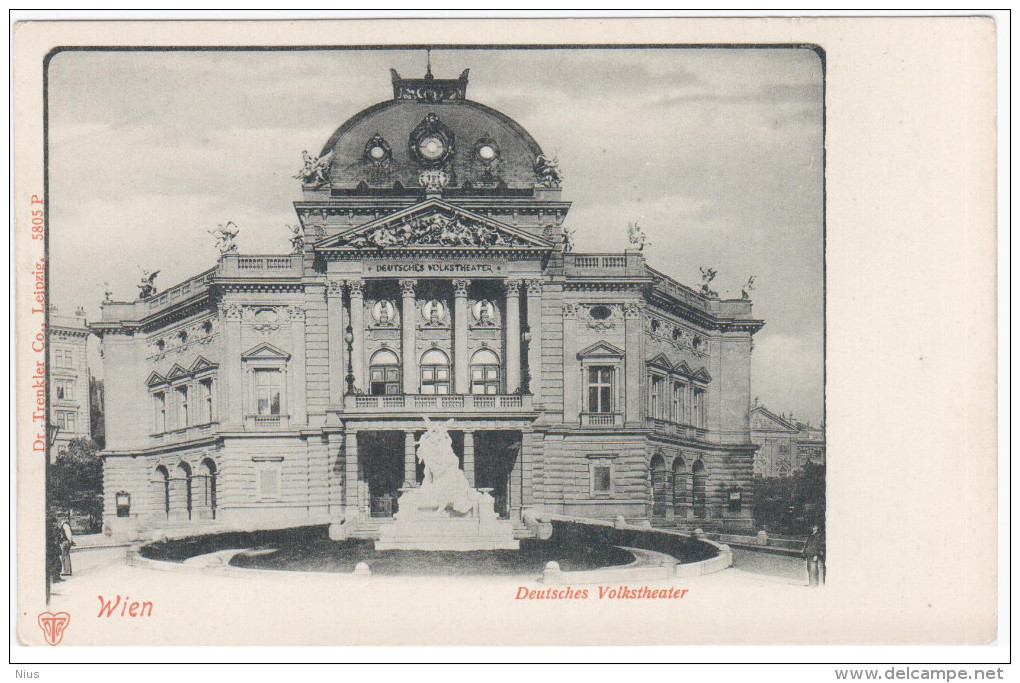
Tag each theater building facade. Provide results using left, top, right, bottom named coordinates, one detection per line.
left=94, top=68, right=764, bottom=538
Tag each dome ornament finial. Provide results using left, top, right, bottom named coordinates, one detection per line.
left=391, top=64, right=469, bottom=102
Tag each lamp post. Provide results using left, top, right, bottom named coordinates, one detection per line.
left=344, top=324, right=356, bottom=395
left=520, top=326, right=532, bottom=396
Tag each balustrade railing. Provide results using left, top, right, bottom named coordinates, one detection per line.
left=342, top=394, right=531, bottom=412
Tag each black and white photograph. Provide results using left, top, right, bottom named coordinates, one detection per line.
left=12, top=15, right=1000, bottom=666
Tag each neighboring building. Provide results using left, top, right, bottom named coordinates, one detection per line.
left=749, top=401, right=826, bottom=478
left=93, top=67, right=764, bottom=538
left=48, top=307, right=92, bottom=459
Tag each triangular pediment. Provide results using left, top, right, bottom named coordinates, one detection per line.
left=145, top=371, right=167, bottom=387
left=750, top=406, right=798, bottom=432
left=646, top=353, right=674, bottom=371
left=166, top=363, right=190, bottom=380
left=577, top=340, right=625, bottom=360
left=674, top=360, right=694, bottom=377
left=241, top=342, right=291, bottom=361
left=190, top=356, right=218, bottom=373
left=315, top=199, right=553, bottom=251
left=691, top=367, right=712, bottom=383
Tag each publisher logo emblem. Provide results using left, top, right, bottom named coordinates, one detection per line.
left=37, top=612, right=70, bottom=646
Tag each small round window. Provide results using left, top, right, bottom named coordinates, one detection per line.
left=590, top=305, right=612, bottom=321
left=368, top=145, right=387, bottom=160
left=478, top=145, right=497, bottom=161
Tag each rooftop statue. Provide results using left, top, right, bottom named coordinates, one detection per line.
left=287, top=223, right=305, bottom=253
left=742, top=275, right=756, bottom=300
left=209, top=222, right=240, bottom=255
left=699, top=267, right=719, bottom=298
left=627, top=219, right=649, bottom=251
left=294, top=149, right=334, bottom=186
left=534, top=154, right=563, bottom=187
left=137, top=269, right=160, bottom=300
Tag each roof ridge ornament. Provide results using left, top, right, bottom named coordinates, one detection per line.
left=391, top=67, right=470, bottom=102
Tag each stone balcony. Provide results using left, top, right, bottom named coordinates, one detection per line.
left=341, top=393, right=533, bottom=414
left=150, top=421, right=218, bottom=445
left=579, top=412, right=625, bottom=428
left=645, top=416, right=709, bottom=440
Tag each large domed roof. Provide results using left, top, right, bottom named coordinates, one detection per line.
left=317, top=68, right=554, bottom=195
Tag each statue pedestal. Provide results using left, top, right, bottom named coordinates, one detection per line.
left=376, top=487, right=520, bottom=551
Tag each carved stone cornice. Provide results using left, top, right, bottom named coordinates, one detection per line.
left=624, top=301, right=644, bottom=320
left=452, top=278, right=471, bottom=297
left=399, top=278, right=418, bottom=297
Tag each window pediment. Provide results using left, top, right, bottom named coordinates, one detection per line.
left=576, top=340, right=625, bottom=360
left=145, top=371, right=168, bottom=388
left=241, top=342, right=291, bottom=361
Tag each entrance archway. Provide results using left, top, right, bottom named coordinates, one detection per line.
left=359, top=431, right=405, bottom=517
left=474, top=431, right=521, bottom=519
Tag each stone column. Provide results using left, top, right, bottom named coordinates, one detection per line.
left=344, top=429, right=360, bottom=520
left=400, top=279, right=418, bottom=394
left=452, top=278, right=470, bottom=394
left=525, top=279, right=543, bottom=400
left=404, top=430, right=417, bottom=487
left=624, top=301, right=644, bottom=426
left=223, top=303, right=244, bottom=428
left=504, top=279, right=522, bottom=394
left=288, top=306, right=307, bottom=426
left=347, top=280, right=365, bottom=393
left=326, top=279, right=345, bottom=406
left=462, top=430, right=475, bottom=487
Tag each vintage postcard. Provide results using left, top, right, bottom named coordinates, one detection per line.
left=12, top=17, right=998, bottom=650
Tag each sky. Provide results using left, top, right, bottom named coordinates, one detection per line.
left=47, top=47, right=824, bottom=425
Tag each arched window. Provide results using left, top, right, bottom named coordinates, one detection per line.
left=154, top=466, right=170, bottom=519
left=420, top=349, right=451, bottom=395
left=174, top=461, right=193, bottom=520
left=672, top=456, right=688, bottom=516
left=470, top=348, right=501, bottom=395
left=369, top=349, right=401, bottom=396
left=650, top=454, right=669, bottom=518
left=692, top=459, right=707, bottom=519
left=197, top=459, right=217, bottom=519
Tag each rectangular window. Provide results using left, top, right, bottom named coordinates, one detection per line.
left=728, top=489, right=742, bottom=513
left=370, top=366, right=400, bottom=395
left=693, top=388, right=706, bottom=428
left=672, top=382, right=685, bottom=423
left=255, top=369, right=282, bottom=415
left=256, top=462, right=281, bottom=501
left=593, top=466, right=612, bottom=493
left=587, top=366, right=614, bottom=414
left=176, top=386, right=189, bottom=428
left=199, top=378, right=214, bottom=423
left=153, top=392, right=166, bottom=433
left=649, top=375, right=664, bottom=419
left=55, top=379, right=74, bottom=400
left=56, top=411, right=75, bottom=432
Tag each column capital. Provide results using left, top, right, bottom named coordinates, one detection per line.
left=624, top=301, right=644, bottom=319
left=347, top=279, right=365, bottom=297
left=452, top=278, right=471, bottom=297
left=503, top=278, right=522, bottom=296
left=326, top=279, right=345, bottom=296
left=524, top=279, right=543, bottom=297
left=399, top=278, right=417, bottom=297
left=224, top=303, right=243, bottom=321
